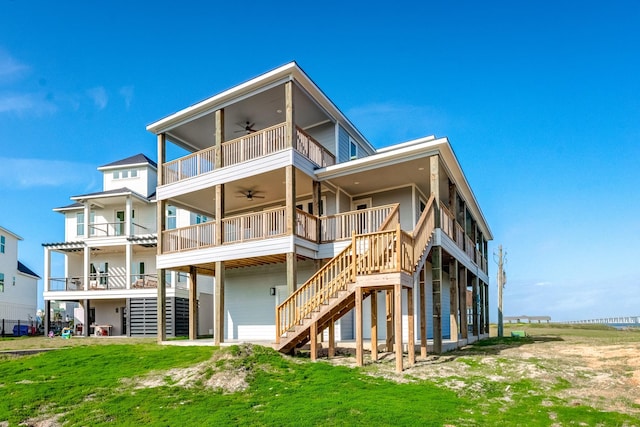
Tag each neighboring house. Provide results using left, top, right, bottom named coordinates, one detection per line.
left=42, top=154, right=213, bottom=337
left=147, top=62, right=492, bottom=370
left=0, top=226, right=40, bottom=329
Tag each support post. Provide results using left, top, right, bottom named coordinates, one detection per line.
left=310, top=321, right=317, bottom=361
left=459, top=267, right=468, bottom=339
left=419, top=265, right=427, bottom=358
left=370, top=290, right=378, bottom=362
left=355, top=287, right=363, bottom=367
left=215, top=109, right=224, bottom=168
left=285, top=81, right=294, bottom=148
left=449, top=259, right=459, bottom=342
left=189, top=266, right=197, bottom=340
left=385, top=289, right=393, bottom=352
left=328, top=319, right=335, bottom=358
left=286, top=165, right=297, bottom=294
left=83, top=299, right=90, bottom=337
left=312, top=180, right=322, bottom=242
left=472, top=276, right=479, bottom=337
left=157, top=268, right=166, bottom=343
left=214, top=261, right=225, bottom=345
left=432, top=246, right=442, bottom=354
left=407, top=286, right=415, bottom=367
left=394, top=283, right=403, bottom=373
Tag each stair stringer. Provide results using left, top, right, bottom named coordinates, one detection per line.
left=275, top=280, right=359, bottom=354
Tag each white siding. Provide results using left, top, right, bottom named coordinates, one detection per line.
left=223, top=260, right=316, bottom=340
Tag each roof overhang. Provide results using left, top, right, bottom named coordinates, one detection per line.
left=145, top=61, right=375, bottom=153
left=0, top=226, right=23, bottom=241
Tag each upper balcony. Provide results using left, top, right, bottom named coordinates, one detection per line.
left=161, top=122, right=334, bottom=186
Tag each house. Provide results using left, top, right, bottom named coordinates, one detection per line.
left=147, top=62, right=492, bottom=371
left=0, top=226, right=40, bottom=334
left=42, top=154, right=213, bottom=337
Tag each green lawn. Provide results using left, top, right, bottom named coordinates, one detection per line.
left=0, top=329, right=638, bottom=426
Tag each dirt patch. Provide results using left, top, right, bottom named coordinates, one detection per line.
left=124, top=344, right=252, bottom=394
left=321, top=333, right=640, bottom=416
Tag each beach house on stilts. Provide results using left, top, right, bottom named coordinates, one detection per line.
left=147, top=62, right=492, bottom=372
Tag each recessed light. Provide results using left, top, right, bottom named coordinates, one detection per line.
left=418, top=167, right=425, bottom=171
left=354, top=181, right=360, bottom=185
left=276, top=109, right=282, bottom=114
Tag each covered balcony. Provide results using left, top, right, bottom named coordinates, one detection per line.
left=162, top=123, right=335, bottom=185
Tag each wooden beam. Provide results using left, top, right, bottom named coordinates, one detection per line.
left=189, top=266, right=197, bottom=340
left=215, top=185, right=224, bottom=246
left=310, top=321, right=317, bottom=362
left=472, top=276, right=479, bottom=337
left=432, top=246, right=442, bottom=354
left=419, top=265, right=427, bottom=358
left=157, top=133, right=165, bottom=186
left=355, top=287, right=363, bottom=367
left=328, top=319, right=335, bottom=358
left=459, top=266, right=468, bottom=339
left=157, top=268, right=166, bottom=343
left=215, top=109, right=224, bottom=168
left=430, top=155, right=440, bottom=204
left=394, top=283, right=403, bottom=373
left=370, top=290, right=378, bottom=362
left=407, top=286, right=415, bottom=367
left=285, top=81, right=294, bottom=148
left=312, top=180, right=322, bottom=242
left=286, top=165, right=297, bottom=294
left=449, top=259, right=459, bottom=343
left=385, top=289, right=393, bottom=352
left=214, top=261, right=225, bottom=345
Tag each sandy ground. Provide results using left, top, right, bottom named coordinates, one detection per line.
left=322, top=330, right=640, bottom=417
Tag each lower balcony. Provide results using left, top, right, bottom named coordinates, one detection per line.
left=48, top=274, right=160, bottom=292
left=161, top=204, right=398, bottom=254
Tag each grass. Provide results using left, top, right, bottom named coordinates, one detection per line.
left=0, top=327, right=638, bottom=426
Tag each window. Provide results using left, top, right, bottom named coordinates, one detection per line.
left=0, top=235, right=4, bottom=253
left=76, top=213, right=84, bottom=236
left=349, top=138, right=358, bottom=160
left=419, top=198, right=427, bottom=214
left=0, top=273, right=4, bottom=292
left=191, top=213, right=208, bottom=225
left=113, top=169, right=137, bottom=179
left=167, top=205, right=177, bottom=229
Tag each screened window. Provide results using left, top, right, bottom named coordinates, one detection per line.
left=167, top=205, right=177, bottom=230
left=0, top=235, right=4, bottom=253
left=349, top=138, right=358, bottom=160
left=76, top=213, right=84, bottom=236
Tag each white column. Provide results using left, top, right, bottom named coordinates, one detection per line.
left=83, top=246, right=90, bottom=291
left=125, top=242, right=132, bottom=290
left=43, top=247, right=50, bottom=292
left=83, top=202, right=90, bottom=238
left=125, top=195, right=132, bottom=236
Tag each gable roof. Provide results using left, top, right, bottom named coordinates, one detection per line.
left=0, top=226, right=22, bottom=241
left=18, top=261, right=40, bottom=279
left=98, top=153, right=157, bottom=170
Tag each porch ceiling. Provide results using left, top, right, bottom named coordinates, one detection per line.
left=322, top=156, right=432, bottom=198
left=165, top=84, right=331, bottom=153
left=166, top=168, right=315, bottom=217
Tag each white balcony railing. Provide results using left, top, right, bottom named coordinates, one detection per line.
left=161, top=122, right=335, bottom=185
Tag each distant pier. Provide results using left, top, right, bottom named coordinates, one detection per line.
left=566, top=316, right=640, bottom=325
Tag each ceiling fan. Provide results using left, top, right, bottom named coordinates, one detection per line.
left=235, top=121, right=257, bottom=134
left=236, top=189, right=265, bottom=201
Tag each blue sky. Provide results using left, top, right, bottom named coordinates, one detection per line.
left=1, top=1, right=638, bottom=321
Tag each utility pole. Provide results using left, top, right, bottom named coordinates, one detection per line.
left=496, top=245, right=507, bottom=337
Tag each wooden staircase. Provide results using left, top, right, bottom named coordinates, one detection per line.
left=275, top=195, right=437, bottom=354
